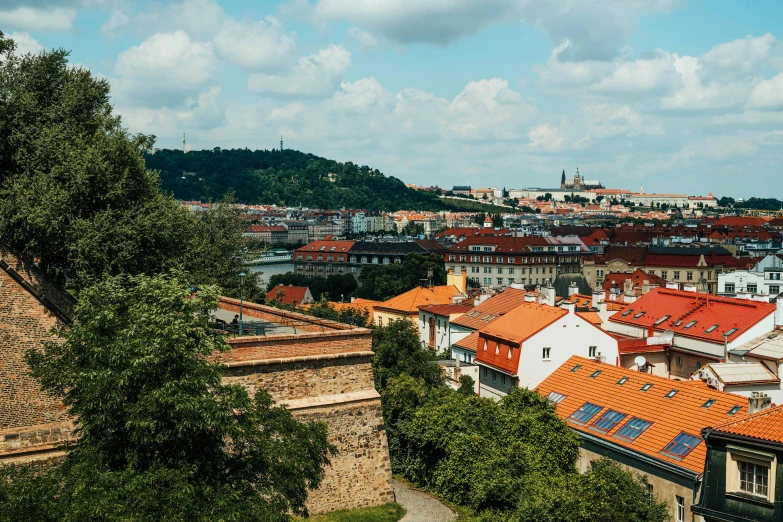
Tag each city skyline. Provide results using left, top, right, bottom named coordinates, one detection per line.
left=3, top=0, right=783, bottom=197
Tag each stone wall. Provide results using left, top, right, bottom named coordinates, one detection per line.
left=291, top=397, right=394, bottom=514
left=223, top=353, right=375, bottom=401
left=224, top=331, right=371, bottom=361
left=0, top=253, right=75, bottom=462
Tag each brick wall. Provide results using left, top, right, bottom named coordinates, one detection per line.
left=219, top=297, right=364, bottom=333
left=224, top=332, right=372, bottom=362
left=293, top=398, right=395, bottom=515
left=223, top=354, right=375, bottom=401
left=0, top=271, right=72, bottom=441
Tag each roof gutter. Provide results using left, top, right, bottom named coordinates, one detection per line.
left=576, top=430, right=700, bottom=482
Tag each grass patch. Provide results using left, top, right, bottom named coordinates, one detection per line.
left=294, top=503, right=405, bottom=522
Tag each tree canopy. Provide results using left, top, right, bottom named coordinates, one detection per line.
left=0, top=274, right=334, bottom=521
left=355, top=253, right=448, bottom=301
left=0, top=33, right=252, bottom=295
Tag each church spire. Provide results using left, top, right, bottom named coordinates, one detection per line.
left=561, top=169, right=566, bottom=189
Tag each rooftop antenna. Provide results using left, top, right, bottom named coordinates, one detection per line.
left=280, top=135, right=283, bottom=151
left=182, top=133, right=186, bottom=153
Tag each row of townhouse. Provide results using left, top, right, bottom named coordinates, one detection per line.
left=442, top=235, right=591, bottom=289
left=292, top=239, right=446, bottom=278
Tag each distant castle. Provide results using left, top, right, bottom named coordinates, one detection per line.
left=560, top=167, right=603, bottom=190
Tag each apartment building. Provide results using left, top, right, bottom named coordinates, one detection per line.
left=444, top=235, right=590, bottom=289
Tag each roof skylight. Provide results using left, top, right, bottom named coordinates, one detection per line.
left=589, top=370, right=601, bottom=378
left=684, top=320, right=698, bottom=329
left=617, top=377, right=629, bottom=385
left=590, top=410, right=627, bottom=433
left=725, top=328, right=739, bottom=336
left=661, top=432, right=702, bottom=460
left=634, top=311, right=646, bottom=319
left=568, top=402, right=603, bottom=426
left=570, top=364, right=581, bottom=372
left=614, top=418, right=652, bottom=441
left=641, top=383, right=653, bottom=391
left=665, top=389, right=678, bottom=398
left=705, top=324, right=719, bottom=333
left=654, top=315, right=671, bottom=326
left=728, top=405, right=742, bottom=415
left=546, top=391, right=567, bottom=404
left=702, top=399, right=716, bottom=408
left=621, top=309, right=634, bottom=317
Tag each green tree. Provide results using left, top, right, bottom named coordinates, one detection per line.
left=3, top=274, right=335, bottom=521
left=491, top=213, right=504, bottom=228
left=355, top=253, right=447, bottom=301
left=0, top=33, right=253, bottom=294
left=372, top=320, right=442, bottom=392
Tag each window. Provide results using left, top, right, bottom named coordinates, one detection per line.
left=508, top=257, right=515, bottom=264
left=725, top=283, right=735, bottom=292
left=497, top=267, right=503, bottom=274
left=634, top=311, right=646, bottom=318
left=497, top=278, right=503, bottom=285
left=705, top=324, right=719, bottom=333
left=483, top=256, right=492, bottom=263
left=739, top=461, right=768, bottom=497
left=327, top=255, right=333, bottom=261
left=590, top=410, right=626, bottom=433
left=296, top=254, right=303, bottom=260
left=483, top=367, right=488, bottom=378
left=496, top=257, right=504, bottom=264
left=728, top=405, right=742, bottom=415
left=543, top=347, right=551, bottom=360
left=589, top=346, right=597, bottom=358
left=676, top=356, right=681, bottom=366
left=675, top=496, right=685, bottom=522
left=471, top=256, right=479, bottom=262
left=687, top=272, right=693, bottom=281
left=317, top=255, right=324, bottom=261
left=748, top=284, right=758, bottom=293
left=647, top=484, right=654, bottom=504
left=617, top=377, right=628, bottom=385
left=502, top=374, right=507, bottom=385
left=770, top=285, right=780, bottom=294
left=674, top=271, right=680, bottom=280
left=641, top=383, right=653, bottom=391
left=655, top=315, right=671, bottom=325
left=665, top=389, right=678, bottom=398
left=338, top=255, right=345, bottom=262
left=448, top=255, right=456, bottom=261
left=508, top=268, right=515, bottom=274
left=372, top=256, right=379, bottom=264
left=483, top=247, right=492, bottom=252
left=383, top=257, right=390, bottom=265
left=492, top=370, right=497, bottom=383
left=684, top=320, right=698, bottom=329
left=661, top=270, right=668, bottom=279
left=568, top=402, right=603, bottom=425
left=725, top=328, right=738, bottom=337
left=615, top=418, right=652, bottom=441
left=621, top=309, right=634, bottom=317
left=484, top=266, right=491, bottom=274
left=570, top=363, right=580, bottom=372
left=546, top=391, right=567, bottom=404
left=661, top=432, right=701, bottom=459
left=307, top=254, right=313, bottom=261
left=589, top=370, right=601, bottom=378
left=696, top=362, right=702, bottom=369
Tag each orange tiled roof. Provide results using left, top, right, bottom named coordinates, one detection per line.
left=329, top=299, right=379, bottom=325
left=608, top=288, right=775, bottom=345
left=266, top=285, right=309, bottom=305
left=710, top=404, right=783, bottom=444
left=537, top=356, right=750, bottom=474
left=450, top=288, right=530, bottom=330
left=375, top=285, right=462, bottom=315
left=577, top=311, right=602, bottom=327
left=480, top=302, right=566, bottom=344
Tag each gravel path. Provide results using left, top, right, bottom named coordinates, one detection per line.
left=393, top=479, right=457, bottom=522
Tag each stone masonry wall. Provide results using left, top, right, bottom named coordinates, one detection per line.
left=293, top=398, right=395, bottom=515
left=223, top=354, right=375, bottom=401
left=0, top=271, right=71, bottom=436
left=224, top=332, right=372, bottom=362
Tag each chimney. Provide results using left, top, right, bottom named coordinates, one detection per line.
left=777, top=296, right=783, bottom=327
left=624, top=278, right=634, bottom=295
left=524, top=292, right=537, bottom=303
left=568, top=282, right=579, bottom=297
left=447, top=268, right=467, bottom=294
left=540, top=285, right=556, bottom=307
left=666, top=282, right=680, bottom=290
left=561, top=301, right=576, bottom=314
left=592, top=289, right=602, bottom=310
left=642, top=280, right=650, bottom=294
left=683, top=283, right=697, bottom=293
left=748, top=392, right=772, bottom=414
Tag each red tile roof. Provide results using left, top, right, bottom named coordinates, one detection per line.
left=608, top=288, right=776, bottom=345
left=450, top=288, right=531, bottom=330
left=537, top=356, right=750, bottom=474
left=716, top=216, right=768, bottom=227
left=295, top=240, right=355, bottom=253
left=266, top=285, right=310, bottom=305
left=375, top=285, right=462, bottom=315
left=711, top=404, right=783, bottom=444
left=602, top=269, right=667, bottom=292
left=419, top=304, right=474, bottom=316
left=448, top=235, right=550, bottom=253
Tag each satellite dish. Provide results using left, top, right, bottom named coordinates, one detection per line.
left=634, top=355, right=647, bottom=368
left=662, top=330, right=674, bottom=344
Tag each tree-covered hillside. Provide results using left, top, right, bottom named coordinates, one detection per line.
left=147, top=148, right=447, bottom=211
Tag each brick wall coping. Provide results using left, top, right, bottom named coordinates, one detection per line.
left=219, top=297, right=371, bottom=334
left=222, top=351, right=375, bottom=369
left=226, top=329, right=370, bottom=347
left=281, top=389, right=380, bottom=411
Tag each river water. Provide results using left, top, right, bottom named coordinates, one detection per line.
left=247, top=263, right=295, bottom=287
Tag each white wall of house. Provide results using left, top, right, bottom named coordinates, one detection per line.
left=516, top=311, right=620, bottom=389
left=418, top=311, right=459, bottom=353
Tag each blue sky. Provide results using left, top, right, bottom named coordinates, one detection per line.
left=3, top=0, right=783, bottom=198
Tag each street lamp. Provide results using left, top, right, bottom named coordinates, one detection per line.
left=238, top=272, right=246, bottom=336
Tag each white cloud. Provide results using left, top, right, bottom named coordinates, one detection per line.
left=8, top=31, right=43, bottom=55
left=701, top=33, right=778, bottom=75
left=118, top=86, right=226, bottom=137
left=113, top=31, right=217, bottom=107
left=101, top=10, right=130, bottom=39
left=591, top=51, right=679, bottom=95
left=347, top=27, right=378, bottom=50
left=0, top=6, right=76, bottom=31
left=749, top=73, right=783, bottom=110
left=135, top=0, right=227, bottom=39
left=247, top=44, right=351, bottom=97
left=331, top=77, right=387, bottom=112
left=528, top=124, right=565, bottom=151
left=314, top=0, right=519, bottom=44
left=213, top=16, right=298, bottom=71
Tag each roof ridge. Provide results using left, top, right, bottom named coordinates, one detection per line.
left=712, top=403, right=783, bottom=431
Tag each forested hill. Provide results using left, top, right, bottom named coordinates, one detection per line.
left=145, top=148, right=446, bottom=211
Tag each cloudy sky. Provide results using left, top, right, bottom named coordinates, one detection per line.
left=3, top=0, right=783, bottom=197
